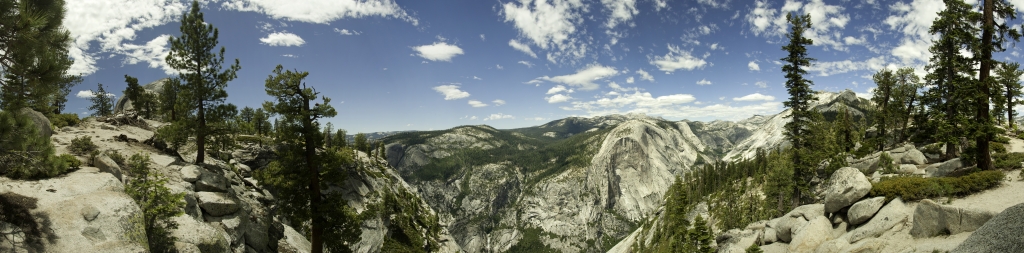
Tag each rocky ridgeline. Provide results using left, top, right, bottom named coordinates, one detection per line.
left=0, top=114, right=462, bottom=252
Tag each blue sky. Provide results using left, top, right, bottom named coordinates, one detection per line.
left=63, top=0, right=1024, bottom=133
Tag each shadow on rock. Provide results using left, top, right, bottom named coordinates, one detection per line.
left=0, top=192, right=58, bottom=252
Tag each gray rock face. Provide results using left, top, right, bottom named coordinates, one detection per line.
left=900, top=148, right=927, bottom=165
left=18, top=108, right=52, bottom=139
left=823, top=167, right=872, bottom=214
left=925, top=158, right=963, bottom=177
left=788, top=216, right=832, bottom=252
left=814, top=237, right=850, bottom=253
left=95, top=155, right=123, bottom=181
left=195, top=168, right=228, bottom=192
left=716, top=229, right=759, bottom=253
left=777, top=215, right=808, bottom=243
left=841, top=198, right=909, bottom=243
left=847, top=197, right=885, bottom=225
left=195, top=191, right=239, bottom=217
left=898, top=164, right=918, bottom=174
left=763, top=227, right=778, bottom=244
left=774, top=204, right=825, bottom=243
left=170, top=215, right=230, bottom=253
left=911, top=199, right=997, bottom=238
left=180, top=165, right=201, bottom=183
left=279, top=224, right=312, bottom=253
left=953, top=202, right=1024, bottom=253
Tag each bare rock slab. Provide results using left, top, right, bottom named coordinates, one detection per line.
left=848, top=197, right=885, bottom=225
left=196, top=191, right=239, bottom=217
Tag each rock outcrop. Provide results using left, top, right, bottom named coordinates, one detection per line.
left=823, top=167, right=871, bottom=214
left=953, top=202, right=1024, bottom=253
left=847, top=197, right=885, bottom=225
left=911, top=199, right=996, bottom=238
left=19, top=108, right=52, bottom=139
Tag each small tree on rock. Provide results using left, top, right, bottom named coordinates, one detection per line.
left=88, top=83, right=114, bottom=117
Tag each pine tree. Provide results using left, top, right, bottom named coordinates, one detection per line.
left=922, top=0, right=979, bottom=160
left=88, top=83, right=114, bottom=117
left=995, top=62, right=1024, bottom=129
left=974, top=0, right=1021, bottom=170
left=872, top=68, right=896, bottom=150
left=333, top=129, right=348, bottom=148
left=354, top=133, right=369, bottom=154
left=894, top=68, right=922, bottom=142
left=124, top=153, right=185, bottom=252
left=0, top=111, right=67, bottom=179
left=158, top=77, right=182, bottom=121
left=256, top=65, right=359, bottom=253
left=690, top=214, right=714, bottom=253
left=164, top=0, right=241, bottom=165
left=51, top=75, right=81, bottom=115
left=780, top=12, right=815, bottom=208
left=0, top=0, right=77, bottom=114
left=124, top=75, right=158, bottom=118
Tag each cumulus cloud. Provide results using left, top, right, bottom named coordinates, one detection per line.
left=745, top=0, right=853, bottom=51
left=748, top=61, right=761, bottom=71
left=733, top=93, right=775, bottom=101
left=334, top=28, right=361, bottom=35
left=807, top=56, right=888, bottom=76
left=885, top=0, right=944, bottom=65
left=626, top=77, right=635, bottom=84
left=602, top=0, right=639, bottom=29
left=468, top=100, right=488, bottom=107
left=484, top=113, right=515, bottom=120
left=563, top=92, right=783, bottom=121
left=413, top=42, right=464, bottom=62
left=501, top=0, right=588, bottom=63
left=518, top=61, right=534, bottom=68
left=636, top=69, right=655, bottom=82
left=547, top=85, right=571, bottom=94
left=650, top=45, right=707, bottom=73
left=696, top=79, right=712, bottom=86
left=63, top=0, right=190, bottom=75
left=755, top=81, right=768, bottom=88
left=546, top=94, right=573, bottom=103
left=533, top=64, right=618, bottom=91
left=260, top=32, right=306, bottom=46
left=493, top=99, right=506, bottom=106
left=221, top=0, right=418, bottom=25
left=76, top=90, right=116, bottom=98
left=509, top=39, right=538, bottom=58
left=432, top=85, right=470, bottom=100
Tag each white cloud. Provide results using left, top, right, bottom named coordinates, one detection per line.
left=650, top=45, right=707, bottom=73
left=501, top=0, right=588, bottom=63
left=282, top=54, right=298, bottom=58
left=468, top=100, right=488, bottom=107
left=698, top=0, right=730, bottom=8
left=745, top=0, right=853, bottom=51
left=733, top=93, right=775, bottom=101
left=413, top=42, right=464, bottom=62
left=626, top=77, right=635, bottom=84
left=471, top=116, right=479, bottom=120
left=563, top=91, right=783, bottom=121
left=480, top=34, right=486, bottom=41
left=533, top=64, right=618, bottom=90
left=636, top=69, right=655, bottom=82
left=885, top=0, right=944, bottom=65
left=565, top=91, right=696, bottom=111
left=334, top=28, right=361, bottom=35
left=525, top=117, right=546, bottom=121
left=518, top=61, right=535, bottom=68
left=602, top=0, right=639, bottom=29
left=63, top=0, right=191, bottom=75
left=221, top=0, right=418, bottom=25
left=432, top=85, right=470, bottom=100
left=509, top=39, right=538, bottom=58
left=547, top=85, right=570, bottom=94
left=484, top=113, right=515, bottom=121
left=493, top=99, right=506, bottom=106
left=76, top=90, right=116, bottom=98
left=710, top=43, right=720, bottom=50
left=748, top=61, right=761, bottom=71
left=260, top=32, right=306, bottom=46
left=806, top=56, right=889, bottom=76
left=546, top=94, right=573, bottom=103
left=696, top=79, right=712, bottom=86
left=496, top=64, right=504, bottom=69
left=473, top=76, right=483, bottom=80
left=755, top=81, right=768, bottom=88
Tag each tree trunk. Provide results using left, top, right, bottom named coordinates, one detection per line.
left=901, top=95, right=916, bottom=142
left=302, top=93, right=324, bottom=253
left=1009, top=89, right=1015, bottom=129
left=196, top=102, right=205, bottom=164
left=977, top=0, right=995, bottom=170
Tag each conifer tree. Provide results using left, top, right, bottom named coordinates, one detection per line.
left=872, top=68, right=896, bottom=150
left=922, top=0, right=979, bottom=160
left=256, top=65, right=359, bottom=253
left=124, top=75, right=158, bottom=118
left=88, top=83, right=114, bottom=117
left=780, top=12, right=815, bottom=208
left=124, top=153, right=185, bottom=252
left=0, top=0, right=77, bottom=114
left=333, top=129, right=348, bottom=148
left=354, top=133, right=369, bottom=154
left=894, top=68, right=922, bottom=142
left=158, top=77, right=182, bottom=121
left=0, top=111, right=66, bottom=179
left=994, top=62, right=1024, bottom=128
left=974, top=0, right=1020, bottom=170
left=164, top=0, right=241, bottom=165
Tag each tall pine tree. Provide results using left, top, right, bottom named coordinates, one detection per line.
left=974, top=0, right=1020, bottom=170
left=256, top=65, right=359, bottom=253
left=994, top=62, right=1024, bottom=129
left=124, top=75, right=158, bottom=118
left=780, top=12, right=816, bottom=208
left=88, top=83, right=113, bottom=117
left=922, top=0, right=978, bottom=160
left=0, top=0, right=78, bottom=114
left=164, top=0, right=241, bottom=164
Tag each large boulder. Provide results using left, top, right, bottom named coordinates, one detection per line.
left=195, top=192, right=239, bottom=217
left=180, top=165, right=201, bottom=183
left=716, top=229, right=759, bottom=253
left=900, top=148, right=927, bottom=165
left=195, top=169, right=228, bottom=192
left=94, top=155, right=123, bottom=182
left=814, top=237, right=849, bottom=253
left=912, top=199, right=997, bottom=238
left=841, top=198, right=910, bottom=243
left=823, top=167, right=872, bottom=213
left=788, top=216, right=832, bottom=252
left=953, top=202, right=1024, bottom=253
left=925, top=158, right=963, bottom=177
left=774, top=204, right=823, bottom=242
left=278, top=224, right=312, bottom=253
left=18, top=108, right=51, bottom=139
left=847, top=197, right=885, bottom=225
left=170, top=215, right=230, bottom=253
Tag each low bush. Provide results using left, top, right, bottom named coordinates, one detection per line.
left=869, top=170, right=1005, bottom=201
left=59, top=154, right=81, bottom=169
left=991, top=142, right=1007, bottom=154
left=68, top=136, right=98, bottom=155
left=878, top=152, right=897, bottom=174
left=922, top=143, right=943, bottom=155
left=106, top=150, right=126, bottom=166
left=50, top=113, right=81, bottom=128
left=993, top=153, right=1024, bottom=170
left=994, top=135, right=1011, bottom=144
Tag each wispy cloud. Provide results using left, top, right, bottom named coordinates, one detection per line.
left=432, top=85, right=470, bottom=100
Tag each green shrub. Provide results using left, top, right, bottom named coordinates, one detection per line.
left=106, top=150, right=126, bottom=166
left=994, top=135, right=1011, bottom=144
left=0, top=111, right=68, bottom=179
left=124, top=153, right=185, bottom=253
left=878, top=152, right=897, bottom=174
left=869, top=170, right=1005, bottom=201
left=993, top=153, right=1024, bottom=170
left=922, top=143, right=942, bottom=155
left=68, top=136, right=98, bottom=155
left=853, top=139, right=877, bottom=158
left=991, top=142, right=1007, bottom=154
left=50, top=113, right=81, bottom=128
left=59, top=154, right=81, bottom=169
